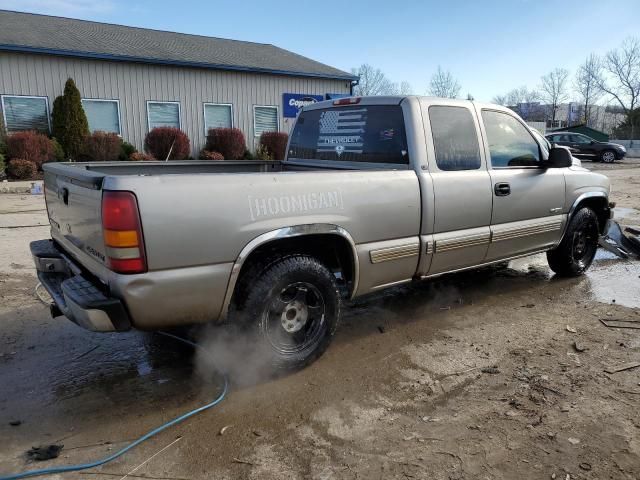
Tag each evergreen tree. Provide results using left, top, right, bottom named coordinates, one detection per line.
left=53, top=78, right=89, bottom=159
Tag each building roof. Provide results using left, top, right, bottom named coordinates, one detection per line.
left=0, top=10, right=357, bottom=81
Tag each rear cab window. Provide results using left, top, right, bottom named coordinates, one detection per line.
left=288, top=105, right=409, bottom=168
left=428, top=106, right=481, bottom=171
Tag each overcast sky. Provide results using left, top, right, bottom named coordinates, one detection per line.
left=1, top=0, right=639, bottom=102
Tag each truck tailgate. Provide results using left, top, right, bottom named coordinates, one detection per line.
left=43, top=165, right=108, bottom=275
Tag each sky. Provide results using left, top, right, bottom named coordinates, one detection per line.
left=1, top=0, right=639, bottom=102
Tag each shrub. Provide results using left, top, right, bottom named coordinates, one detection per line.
left=51, top=138, right=65, bottom=162
left=129, top=152, right=154, bottom=161
left=199, top=149, right=224, bottom=160
left=0, top=153, right=6, bottom=178
left=82, top=131, right=121, bottom=162
left=259, top=132, right=288, bottom=160
left=0, top=114, right=7, bottom=155
left=7, top=159, right=37, bottom=179
left=242, top=149, right=255, bottom=160
left=205, top=128, right=246, bottom=160
left=255, top=144, right=273, bottom=161
left=144, top=127, right=190, bottom=160
left=51, top=78, right=90, bottom=159
left=119, top=141, right=137, bottom=161
left=6, top=131, right=55, bottom=169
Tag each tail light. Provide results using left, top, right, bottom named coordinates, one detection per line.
left=102, top=191, right=147, bottom=274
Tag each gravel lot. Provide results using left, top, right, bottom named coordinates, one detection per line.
left=1, top=160, right=639, bottom=480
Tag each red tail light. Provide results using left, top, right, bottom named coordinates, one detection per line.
left=333, top=97, right=361, bottom=105
left=102, top=191, right=147, bottom=274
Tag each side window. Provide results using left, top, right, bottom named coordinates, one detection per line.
left=481, top=110, right=540, bottom=168
left=572, top=134, right=590, bottom=144
left=428, top=106, right=481, bottom=171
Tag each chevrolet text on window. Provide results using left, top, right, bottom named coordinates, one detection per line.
left=204, top=103, right=232, bottom=132
left=1, top=95, right=50, bottom=133
left=147, top=101, right=180, bottom=130
left=254, top=106, right=278, bottom=137
left=82, top=99, right=121, bottom=135
left=288, top=105, right=409, bottom=166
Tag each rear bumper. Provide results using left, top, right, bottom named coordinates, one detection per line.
left=31, top=239, right=131, bottom=332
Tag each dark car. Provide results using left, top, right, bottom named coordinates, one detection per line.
left=545, top=132, right=626, bottom=163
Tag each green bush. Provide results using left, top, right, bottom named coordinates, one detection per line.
left=255, top=144, right=273, bottom=161
left=0, top=114, right=7, bottom=156
left=242, top=149, right=255, bottom=160
left=51, top=138, right=65, bottom=162
left=119, top=141, right=137, bottom=161
left=7, top=159, right=37, bottom=179
left=0, top=153, right=6, bottom=177
left=51, top=78, right=90, bottom=159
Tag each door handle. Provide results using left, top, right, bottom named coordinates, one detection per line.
left=494, top=182, right=511, bottom=196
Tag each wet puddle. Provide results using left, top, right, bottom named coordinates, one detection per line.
left=586, top=249, right=640, bottom=309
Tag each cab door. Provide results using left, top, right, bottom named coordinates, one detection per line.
left=420, top=100, right=493, bottom=275
left=476, top=108, right=566, bottom=262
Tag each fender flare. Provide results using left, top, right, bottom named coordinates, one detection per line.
left=219, top=224, right=359, bottom=321
left=557, top=191, right=609, bottom=244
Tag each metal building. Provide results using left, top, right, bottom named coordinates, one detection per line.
left=0, top=10, right=355, bottom=156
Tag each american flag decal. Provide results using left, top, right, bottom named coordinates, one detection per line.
left=317, top=108, right=367, bottom=155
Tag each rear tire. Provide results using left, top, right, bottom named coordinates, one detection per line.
left=234, top=255, right=340, bottom=371
left=601, top=150, right=616, bottom=163
left=547, top=207, right=599, bottom=276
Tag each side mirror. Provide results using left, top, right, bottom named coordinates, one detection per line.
left=546, top=147, right=572, bottom=168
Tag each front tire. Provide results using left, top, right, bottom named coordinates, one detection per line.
left=601, top=150, right=616, bottom=163
left=547, top=207, right=599, bottom=276
left=236, top=255, right=340, bottom=371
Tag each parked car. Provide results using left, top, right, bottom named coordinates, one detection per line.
left=32, top=96, right=612, bottom=370
left=545, top=132, right=626, bottom=163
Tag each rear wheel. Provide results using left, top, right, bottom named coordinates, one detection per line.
left=547, top=207, right=599, bottom=276
left=235, top=255, right=340, bottom=371
left=601, top=150, right=616, bottom=163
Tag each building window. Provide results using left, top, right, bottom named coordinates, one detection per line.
left=1, top=95, right=50, bottom=133
left=254, top=106, right=278, bottom=137
left=204, top=103, right=232, bottom=133
left=147, top=101, right=180, bottom=130
left=82, top=99, right=121, bottom=135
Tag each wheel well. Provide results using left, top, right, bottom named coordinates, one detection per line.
left=233, top=234, right=356, bottom=305
left=575, top=196, right=610, bottom=233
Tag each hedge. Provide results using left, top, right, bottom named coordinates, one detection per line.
left=205, top=128, right=246, bottom=160
left=144, top=127, right=190, bottom=160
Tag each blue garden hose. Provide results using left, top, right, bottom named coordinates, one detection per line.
left=0, top=331, right=228, bottom=480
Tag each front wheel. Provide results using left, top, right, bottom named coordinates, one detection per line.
left=236, top=255, right=340, bottom=371
left=601, top=150, right=616, bottom=163
left=547, top=207, right=599, bottom=276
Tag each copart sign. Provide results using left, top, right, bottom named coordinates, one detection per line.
left=283, top=93, right=324, bottom=118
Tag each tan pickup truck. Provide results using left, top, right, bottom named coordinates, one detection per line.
left=32, top=96, right=611, bottom=369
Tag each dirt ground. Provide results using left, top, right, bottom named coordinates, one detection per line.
left=1, top=160, right=639, bottom=480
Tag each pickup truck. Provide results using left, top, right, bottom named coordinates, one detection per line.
left=32, top=96, right=612, bottom=370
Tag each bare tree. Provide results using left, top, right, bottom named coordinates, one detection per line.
left=540, top=68, right=570, bottom=125
left=492, top=94, right=508, bottom=105
left=595, top=37, right=640, bottom=143
left=428, top=66, right=461, bottom=99
left=493, top=86, right=541, bottom=119
left=351, top=64, right=397, bottom=96
left=351, top=64, right=412, bottom=96
left=574, top=54, right=603, bottom=126
left=398, top=81, right=413, bottom=95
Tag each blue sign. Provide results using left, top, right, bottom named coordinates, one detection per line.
left=283, top=93, right=324, bottom=118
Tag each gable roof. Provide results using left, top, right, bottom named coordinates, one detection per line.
left=0, top=10, right=357, bottom=81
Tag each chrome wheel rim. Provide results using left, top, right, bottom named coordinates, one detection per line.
left=602, top=151, right=615, bottom=163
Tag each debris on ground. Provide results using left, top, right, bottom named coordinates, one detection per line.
left=604, top=362, right=640, bottom=374
left=598, top=220, right=640, bottom=258
left=567, top=437, right=580, bottom=445
left=9, top=420, right=21, bottom=426
left=600, top=318, right=640, bottom=330
left=26, top=444, right=63, bottom=461
left=573, top=341, right=586, bottom=353
left=566, top=325, right=577, bottom=333
left=219, top=425, right=232, bottom=436
left=481, top=366, right=500, bottom=374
